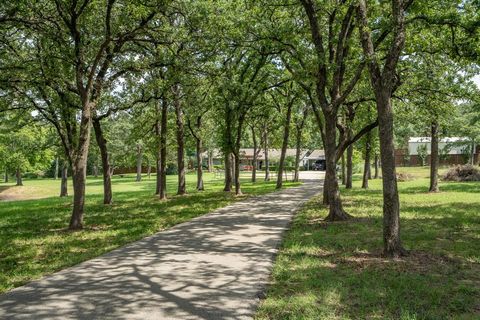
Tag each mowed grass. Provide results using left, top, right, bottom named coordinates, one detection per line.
left=0, top=172, right=300, bottom=294
left=257, top=167, right=480, bottom=320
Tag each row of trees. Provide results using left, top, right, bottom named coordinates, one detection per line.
left=0, top=0, right=478, bottom=257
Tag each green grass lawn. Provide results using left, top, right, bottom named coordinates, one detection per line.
left=0, top=172, right=300, bottom=294
left=257, top=167, right=480, bottom=320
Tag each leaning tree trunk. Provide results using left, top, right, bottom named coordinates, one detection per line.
left=136, top=144, right=142, bottom=182
left=93, top=118, right=113, bottom=204
left=362, top=131, right=372, bottom=189
left=16, top=168, right=23, bottom=186
left=252, top=126, right=258, bottom=183
left=276, top=101, right=293, bottom=189
left=346, top=143, right=353, bottom=189
left=159, top=98, right=168, bottom=200
left=429, top=121, right=440, bottom=192
left=174, top=84, right=186, bottom=196
left=324, top=112, right=350, bottom=221
left=376, top=91, right=405, bottom=256
left=60, top=162, right=68, bottom=197
left=264, top=129, right=270, bottom=181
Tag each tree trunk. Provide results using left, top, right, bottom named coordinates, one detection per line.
left=264, top=129, right=270, bottom=181
left=471, top=138, right=476, bottom=165
left=174, top=84, right=186, bottom=195
left=136, top=144, right=142, bottom=182
left=54, top=157, right=59, bottom=180
left=16, top=168, right=23, bottom=186
left=376, top=92, right=405, bottom=256
left=147, top=162, right=151, bottom=179
left=346, top=144, right=353, bottom=189
left=93, top=163, right=99, bottom=178
left=357, top=0, right=406, bottom=257
left=4, top=168, right=8, bottom=183
left=195, top=118, right=204, bottom=191
left=324, top=112, right=350, bottom=221
left=234, top=152, right=242, bottom=195
left=159, top=98, right=168, bottom=200
left=93, top=118, right=113, bottom=205
left=208, top=150, right=213, bottom=173
left=252, top=126, right=257, bottom=183
left=69, top=107, right=92, bottom=230
left=341, top=154, right=346, bottom=185
left=374, top=153, right=379, bottom=179
left=294, top=127, right=302, bottom=182
left=60, top=162, right=68, bottom=197
left=429, top=121, right=440, bottom=192
left=276, top=101, right=293, bottom=189
left=362, top=131, right=372, bottom=189
left=223, top=152, right=232, bottom=192
left=156, top=157, right=161, bottom=195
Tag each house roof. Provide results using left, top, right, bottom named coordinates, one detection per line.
left=202, top=148, right=310, bottom=160
left=239, top=148, right=307, bottom=160
left=305, top=149, right=325, bottom=159
left=408, top=137, right=469, bottom=143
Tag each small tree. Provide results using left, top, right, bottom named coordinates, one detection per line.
left=417, top=144, right=428, bottom=167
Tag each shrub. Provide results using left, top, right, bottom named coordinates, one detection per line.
left=166, top=163, right=178, bottom=175
left=443, top=165, right=480, bottom=182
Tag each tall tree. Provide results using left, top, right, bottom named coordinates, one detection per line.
left=357, top=0, right=410, bottom=257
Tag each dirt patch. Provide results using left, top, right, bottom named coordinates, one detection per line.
left=334, top=250, right=465, bottom=274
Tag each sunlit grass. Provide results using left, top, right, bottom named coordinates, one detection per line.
left=257, top=168, right=480, bottom=320
left=0, top=172, right=300, bottom=293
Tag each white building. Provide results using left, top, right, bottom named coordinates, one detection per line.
left=408, top=137, right=471, bottom=155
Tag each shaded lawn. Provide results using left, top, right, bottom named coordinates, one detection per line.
left=0, top=172, right=301, bottom=293
left=257, top=172, right=480, bottom=320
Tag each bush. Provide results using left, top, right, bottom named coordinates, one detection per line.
left=166, top=163, right=178, bottom=175
left=443, top=165, right=480, bottom=182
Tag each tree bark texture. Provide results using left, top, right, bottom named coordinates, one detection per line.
left=93, top=118, right=112, bottom=204
left=16, top=168, right=23, bottom=186
left=346, top=144, right=353, bottom=189
left=136, top=144, right=143, bottom=182
left=174, top=84, right=186, bottom=195
left=60, top=162, right=68, bottom=197
left=324, top=112, right=350, bottom=221
left=159, top=98, right=168, bottom=200
left=54, top=157, right=59, bottom=180
left=362, top=131, right=372, bottom=189
left=264, top=129, right=270, bottom=181
left=276, top=101, right=293, bottom=189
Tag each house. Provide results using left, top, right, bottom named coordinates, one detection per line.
left=303, top=149, right=326, bottom=170
left=395, top=137, right=478, bottom=166
left=202, top=148, right=325, bottom=170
